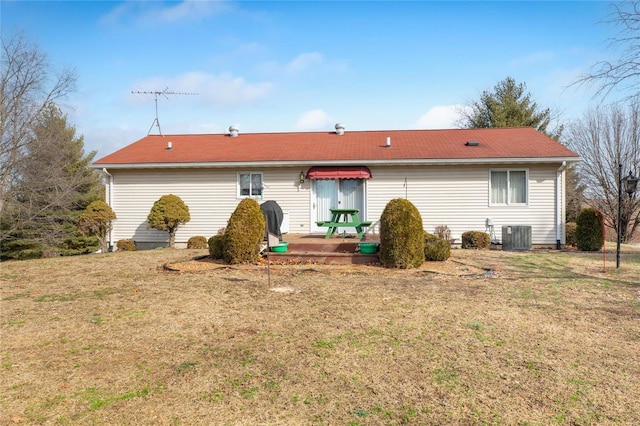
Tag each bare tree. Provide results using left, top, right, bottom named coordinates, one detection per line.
left=567, top=106, right=640, bottom=242
left=0, top=32, right=76, bottom=216
left=575, top=1, right=640, bottom=102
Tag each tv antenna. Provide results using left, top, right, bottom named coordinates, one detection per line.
left=131, top=87, right=198, bottom=136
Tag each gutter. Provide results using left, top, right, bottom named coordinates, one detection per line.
left=92, top=156, right=582, bottom=170
left=556, top=161, right=567, bottom=249
left=102, top=168, right=114, bottom=251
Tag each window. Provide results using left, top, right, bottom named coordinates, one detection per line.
left=238, top=172, right=263, bottom=197
left=490, top=169, right=527, bottom=205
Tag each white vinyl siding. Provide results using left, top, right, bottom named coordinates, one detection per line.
left=108, top=167, right=311, bottom=247
left=107, top=163, right=562, bottom=247
left=366, top=164, right=557, bottom=245
left=490, top=169, right=528, bottom=205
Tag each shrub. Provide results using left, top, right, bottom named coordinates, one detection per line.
left=379, top=198, right=425, bottom=269
left=78, top=200, right=116, bottom=253
left=147, top=194, right=191, bottom=248
left=565, top=222, right=577, bottom=247
left=424, top=232, right=451, bottom=261
left=223, top=198, right=266, bottom=264
left=59, top=235, right=99, bottom=256
left=208, top=235, right=225, bottom=259
left=461, top=231, right=490, bottom=249
left=117, top=239, right=136, bottom=251
left=187, top=236, right=207, bottom=249
left=434, top=225, right=451, bottom=241
left=576, top=208, right=603, bottom=251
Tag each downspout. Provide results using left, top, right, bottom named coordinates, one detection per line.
left=556, top=161, right=566, bottom=249
left=102, top=168, right=114, bottom=251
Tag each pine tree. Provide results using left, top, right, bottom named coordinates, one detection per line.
left=0, top=103, right=102, bottom=259
left=461, top=77, right=562, bottom=139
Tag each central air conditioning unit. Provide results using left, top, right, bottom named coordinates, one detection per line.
left=502, top=225, right=532, bottom=251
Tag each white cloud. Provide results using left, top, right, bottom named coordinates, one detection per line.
left=101, top=1, right=231, bottom=26
left=261, top=52, right=347, bottom=77
left=130, top=71, right=274, bottom=108
left=294, top=109, right=332, bottom=131
left=285, top=52, right=325, bottom=75
left=415, top=105, right=469, bottom=129
left=150, top=1, right=230, bottom=23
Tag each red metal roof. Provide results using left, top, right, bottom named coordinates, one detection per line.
left=93, top=127, right=579, bottom=167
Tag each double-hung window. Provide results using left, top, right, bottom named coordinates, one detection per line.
left=490, top=169, right=527, bottom=205
left=238, top=172, right=263, bottom=197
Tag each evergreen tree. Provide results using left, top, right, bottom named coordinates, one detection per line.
left=460, top=77, right=562, bottom=139
left=0, top=103, right=102, bottom=259
left=147, top=194, right=191, bottom=248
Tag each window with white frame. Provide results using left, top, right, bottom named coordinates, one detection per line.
left=238, top=172, right=263, bottom=197
left=490, top=169, right=527, bottom=205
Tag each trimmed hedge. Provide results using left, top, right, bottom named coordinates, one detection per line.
left=576, top=208, right=603, bottom=251
left=208, top=235, right=225, bottom=259
left=379, top=198, right=424, bottom=269
left=223, top=198, right=266, bottom=264
left=424, top=232, right=451, bottom=261
left=116, top=239, right=136, bottom=251
left=187, top=236, right=207, bottom=249
left=461, top=231, right=490, bottom=249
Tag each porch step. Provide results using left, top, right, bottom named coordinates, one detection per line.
left=264, top=234, right=379, bottom=265
left=286, top=241, right=361, bottom=253
left=267, top=251, right=379, bottom=265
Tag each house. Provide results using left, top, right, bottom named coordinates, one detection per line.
left=92, top=125, right=580, bottom=249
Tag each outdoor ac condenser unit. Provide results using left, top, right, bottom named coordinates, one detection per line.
left=502, top=225, right=532, bottom=251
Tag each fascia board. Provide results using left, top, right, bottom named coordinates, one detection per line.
left=92, top=156, right=581, bottom=169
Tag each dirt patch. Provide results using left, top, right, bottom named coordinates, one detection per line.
left=164, top=251, right=491, bottom=278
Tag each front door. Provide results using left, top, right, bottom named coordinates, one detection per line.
left=311, top=179, right=365, bottom=233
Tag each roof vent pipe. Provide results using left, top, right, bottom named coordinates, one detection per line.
left=386, top=136, right=391, bottom=148
left=335, top=123, right=345, bottom=135
left=229, top=125, right=239, bottom=137
left=167, top=141, right=172, bottom=150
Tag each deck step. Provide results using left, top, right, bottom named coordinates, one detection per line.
left=267, top=251, right=379, bottom=265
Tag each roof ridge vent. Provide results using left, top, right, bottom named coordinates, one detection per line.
left=229, top=125, right=239, bottom=137
left=465, top=140, right=480, bottom=146
left=335, top=123, right=345, bottom=135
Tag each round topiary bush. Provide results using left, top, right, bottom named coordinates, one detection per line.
left=78, top=200, right=116, bottom=253
left=223, top=198, right=266, bottom=264
left=565, top=222, right=577, bottom=247
left=424, top=232, right=451, bottom=261
left=116, top=239, right=136, bottom=251
left=208, top=235, right=225, bottom=259
left=575, top=208, right=603, bottom=251
left=379, top=198, right=425, bottom=269
left=147, top=194, right=191, bottom=248
left=461, top=231, right=490, bottom=249
left=187, top=236, right=207, bottom=249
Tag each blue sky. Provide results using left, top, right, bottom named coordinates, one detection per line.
left=1, top=1, right=623, bottom=158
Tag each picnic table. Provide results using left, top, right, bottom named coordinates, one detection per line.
left=316, top=208, right=372, bottom=239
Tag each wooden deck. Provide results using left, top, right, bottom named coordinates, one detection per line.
left=266, top=233, right=380, bottom=264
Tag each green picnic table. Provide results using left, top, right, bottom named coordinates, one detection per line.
left=316, top=208, right=372, bottom=239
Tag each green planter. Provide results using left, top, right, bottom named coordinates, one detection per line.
left=359, top=243, right=379, bottom=254
left=270, top=242, right=289, bottom=253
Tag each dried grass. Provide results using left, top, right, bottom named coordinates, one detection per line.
left=1, top=247, right=639, bottom=425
